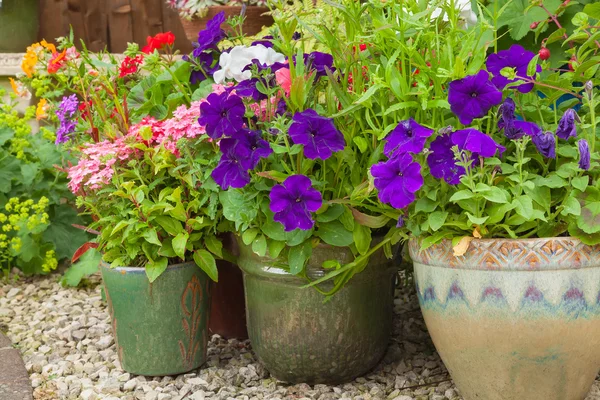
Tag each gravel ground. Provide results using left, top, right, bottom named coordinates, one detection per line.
left=1, top=272, right=599, bottom=400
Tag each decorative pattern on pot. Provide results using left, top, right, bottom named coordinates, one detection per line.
left=100, top=262, right=212, bottom=376
left=409, top=238, right=600, bottom=400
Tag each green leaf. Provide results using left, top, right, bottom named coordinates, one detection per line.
left=194, top=249, right=218, bottom=282
left=466, top=213, right=489, bottom=225
left=316, top=204, right=345, bottom=223
left=146, top=257, right=168, bottom=283
left=268, top=240, right=286, bottom=258
left=497, top=0, right=554, bottom=40
left=143, top=229, right=162, bottom=246
left=242, top=228, right=260, bottom=245
left=219, top=190, right=258, bottom=230
left=449, top=190, right=476, bottom=202
left=167, top=202, right=187, bottom=222
left=154, top=216, right=184, bottom=236
left=353, top=137, right=368, bottom=153
left=192, top=79, right=215, bottom=101
left=486, top=202, right=517, bottom=225
left=20, top=163, right=39, bottom=186
left=43, top=205, right=89, bottom=261
left=428, top=211, right=448, bottom=231
left=583, top=3, right=600, bottom=19
left=316, top=221, right=354, bottom=247
left=561, top=196, right=581, bottom=216
left=415, top=197, right=439, bottom=213
left=513, top=196, right=534, bottom=220
left=172, top=232, right=189, bottom=259
left=204, top=235, right=223, bottom=258
left=572, top=176, right=589, bottom=192
left=480, top=187, right=509, bottom=204
left=353, top=224, right=371, bottom=255
left=536, top=175, right=567, bottom=188
left=288, top=241, right=312, bottom=275
left=61, top=249, right=101, bottom=287
left=252, top=235, right=268, bottom=257
left=524, top=186, right=551, bottom=210
left=0, top=126, right=13, bottom=145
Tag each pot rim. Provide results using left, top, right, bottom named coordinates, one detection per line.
left=100, top=260, right=196, bottom=274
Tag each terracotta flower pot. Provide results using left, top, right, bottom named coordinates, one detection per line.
left=409, top=237, right=600, bottom=400
left=179, top=6, right=273, bottom=42
left=237, top=238, right=398, bottom=384
left=101, top=261, right=212, bottom=376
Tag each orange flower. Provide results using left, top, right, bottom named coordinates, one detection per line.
left=21, top=43, right=43, bottom=77
left=40, top=40, right=56, bottom=54
left=9, top=78, right=31, bottom=100
left=48, top=49, right=67, bottom=74
left=36, top=99, right=49, bottom=120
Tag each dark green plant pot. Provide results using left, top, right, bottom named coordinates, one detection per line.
left=0, top=0, right=39, bottom=53
left=237, top=239, right=398, bottom=384
left=100, top=261, right=212, bottom=376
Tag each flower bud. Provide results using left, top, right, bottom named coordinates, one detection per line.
left=585, top=80, right=593, bottom=101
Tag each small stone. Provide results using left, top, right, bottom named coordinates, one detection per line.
left=72, top=330, right=86, bottom=341
left=124, top=379, right=138, bottom=391
left=187, top=377, right=208, bottom=386
left=190, top=391, right=205, bottom=400
left=96, top=335, right=113, bottom=349
left=0, top=307, right=14, bottom=317
left=99, top=378, right=121, bottom=394
left=146, top=390, right=159, bottom=400
left=6, top=288, right=20, bottom=298
left=38, top=345, right=51, bottom=354
left=392, top=396, right=414, bottom=400
left=80, top=389, right=98, bottom=400
left=445, top=389, right=457, bottom=398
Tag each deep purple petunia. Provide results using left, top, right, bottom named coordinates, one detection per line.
left=578, top=139, right=590, bottom=170
left=269, top=175, right=322, bottom=231
left=193, top=12, right=226, bottom=56
left=186, top=52, right=218, bottom=84
left=371, top=153, right=423, bottom=209
left=497, top=97, right=541, bottom=139
left=303, top=52, right=335, bottom=77
left=531, top=131, right=556, bottom=159
left=451, top=128, right=506, bottom=158
left=234, top=78, right=266, bottom=101
left=211, top=138, right=253, bottom=189
left=384, top=118, right=434, bottom=156
left=276, top=98, right=287, bottom=116
left=55, top=94, right=79, bottom=144
left=198, top=92, right=246, bottom=139
left=448, top=70, right=503, bottom=125
left=426, top=134, right=465, bottom=185
left=486, top=44, right=541, bottom=93
left=251, top=35, right=274, bottom=48
left=233, top=129, right=273, bottom=168
left=288, top=109, right=345, bottom=160
left=556, top=109, right=579, bottom=140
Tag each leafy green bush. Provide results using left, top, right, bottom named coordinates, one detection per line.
left=0, top=89, right=89, bottom=276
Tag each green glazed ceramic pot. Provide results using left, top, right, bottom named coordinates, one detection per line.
left=237, top=239, right=398, bottom=384
left=410, top=237, right=600, bottom=400
left=100, top=261, right=212, bottom=376
left=0, top=0, right=38, bottom=53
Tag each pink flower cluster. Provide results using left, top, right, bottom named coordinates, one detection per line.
left=67, top=85, right=231, bottom=194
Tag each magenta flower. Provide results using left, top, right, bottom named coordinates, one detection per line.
left=371, top=153, right=423, bottom=209
left=531, top=131, right=556, bottom=159
left=486, top=45, right=541, bottom=93
left=451, top=128, right=505, bottom=158
left=578, top=139, right=590, bottom=170
left=448, top=70, right=503, bottom=125
left=269, top=175, right=322, bottom=231
left=211, top=138, right=253, bottom=189
left=384, top=118, right=434, bottom=156
left=198, top=92, right=246, bottom=139
left=427, top=134, right=465, bottom=185
left=556, top=109, right=579, bottom=140
left=288, top=109, right=345, bottom=160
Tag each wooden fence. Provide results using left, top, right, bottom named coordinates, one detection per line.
left=38, top=0, right=193, bottom=53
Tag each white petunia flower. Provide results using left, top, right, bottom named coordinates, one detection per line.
left=213, top=44, right=286, bottom=84
left=430, top=0, right=478, bottom=29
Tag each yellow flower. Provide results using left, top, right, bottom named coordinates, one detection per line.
left=4, top=204, right=12, bottom=212
left=8, top=78, right=31, bottom=100
left=0, top=214, right=5, bottom=223
left=40, top=40, right=56, bottom=54
left=36, top=99, right=49, bottom=120
left=21, top=43, right=42, bottom=78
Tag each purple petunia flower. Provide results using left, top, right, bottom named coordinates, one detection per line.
left=251, top=35, right=274, bottom=48
left=448, top=70, right=503, bottom=125
left=531, top=131, right=556, bottom=159
left=556, top=109, right=579, bottom=140
left=234, top=78, right=267, bottom=101
left=303, top=52, right=335, bottom=77
left=578, top=139, right=590, bottom=170
left=211, top=138, right=253, bottom=189
left=486, top=45, right=541, bottom=93
left=371, top=153, right=423, bottom=209
left=186, top=52, right=219, bottom=84
left=233, top=129, right=273, bottom=168
left=269, top=175, right=322, bottom=231
left=193, top=12, right=226, bottom=56
left=426, top=134, right=465, bottom=185
left=383, top=118, right=434, bottom=156
left=288, top=109, right=345, bottom=160
left=498, top=98, right=541, bottom=139
left=396, top=216, right=405, bottom=228
left=55, top=94, right=79, bottom=144
left=451, top=128, right=505, bottom=158
left=198, top=92, right=246, bottom=139
left=276, top=98, right=287, bottom=116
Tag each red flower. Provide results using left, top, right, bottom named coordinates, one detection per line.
left=119, top=55, right=144, bottom=78
left=48, top=49, right=67, bottom=74
left=79, top=100, right=93, bottom=120
left=142, top=31, right=175, bottom=54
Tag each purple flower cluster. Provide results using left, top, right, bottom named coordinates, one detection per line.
left=289, top=109, right=344, bottom=160
left=448, top=70, right=502, bottom=125
left=186, top=12, right=226, bottom=83
left=55, top=94, right=79, bottom=144
left=198, top=92, right=246, bottom=139
left=371, top=153, right=424, bottom=209
left=269, top=175, right=322, bottom=231
left=384, top=118, right=433, bottom=156
left=486, top=45, right=541, bottom=93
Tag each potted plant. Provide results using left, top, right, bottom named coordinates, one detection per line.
left=167, top=0, right=274, bottom=40
left=322, top=1, right=599, bottom=399
left=21, top=32, right=232, bottom=375
left=186, top=5, right=405, bottom=383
